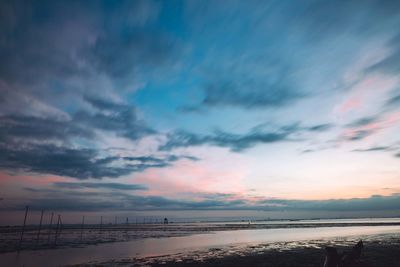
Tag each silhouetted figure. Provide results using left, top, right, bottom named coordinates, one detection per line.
left=324, top=247, right=340, bottom=267
left=164, top=217, right=168, bottom=224
left=323, top=240, right=371, bottom=267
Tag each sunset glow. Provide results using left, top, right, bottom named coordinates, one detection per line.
left=1, top=0, right=400, bottom=224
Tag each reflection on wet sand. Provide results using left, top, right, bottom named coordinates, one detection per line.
left=1, top=224, right=400, bottom=267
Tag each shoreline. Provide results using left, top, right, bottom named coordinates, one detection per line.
left=1, top=225, right=400, bottom=266
left=70, top=234, right=400, bottom=267
left=2, top=221, right=400, bottom=254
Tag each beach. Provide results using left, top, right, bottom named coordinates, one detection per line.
left=1, top=218, right=400, bottom=266
left=73, top=235, right=400, bottom=267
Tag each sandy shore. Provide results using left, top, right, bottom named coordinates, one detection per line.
left=70, top=234, right=400, bottom=267
left=2, top=221, right=400, bottom=254
left=2, top=221, right=400, bottom=266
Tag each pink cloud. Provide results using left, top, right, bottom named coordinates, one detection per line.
left=340, top=111, right=400, bottom=142
left=338, top=97, right=362, bottom=114
left=133, top=148, right=249, bottom=198
left=335, top=74, right=399, bottom=116
left=0, top=172, right=64, bottom=187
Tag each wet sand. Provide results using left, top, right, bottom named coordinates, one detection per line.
left=2, top=220, right=400, bottom=266
left=2, top=219, right=400, bottom=253
left=72, top=234, right=400, bottom=267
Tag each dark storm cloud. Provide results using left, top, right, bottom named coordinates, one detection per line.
left=259, top=194, right=400, bottom=212
left=0, top=0, right=177, bottom=117
left=0, top=96, right=154, bottom=144
left=161, top=123, right=332, bottom=152
left=76, top=95, right=155, bottom=140
left=0, top=106, right=198, bottom=179
left=0, top=115, right=93, bottom=143
left=53, top=182, right=148, bottom=191
left=123, top=156, right=177, bottom=171
left=2, top=190, right=250, bottom=211
left=5, top=190, right=400, bottom=212
left=0, top=141, right=195, bottom=179
left=0, top=144, right=132, bottom=179
left=0, top=0, right=99, bottom=115
left=123, top=154, right=199, bottom=164
left=160, top=130, right=291, bottom=152
left=0, top=97, right=159, bottom=179
left=0, top=0, right=172, bottom=84
left=0, top=0, right=193, bottom=180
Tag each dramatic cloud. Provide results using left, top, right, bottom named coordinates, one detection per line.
left=53, top=182, right=148, bottom=191
left=199, top=72, right=304, bottom=109
left=0, top=0, right=174, bottom=85
left=76, top=95, right=154, bottom=140
left=0, top=141, right=197, bottom=179
left=258, top=194, right=400, bottom=212
left=160, top=123, right=332, bottom=152
left=0, top=115, right=93, bottom=143
left=352, top=143, right=400, bottom=159
left=1, top=0, right=400, bottom=218
left=160, top=130, right=290, bottom=152
left=346, top=116, right=380, bottom=128
left=335, top=115, right=383, bottom=143
left=0, top=144, right=132, bottom=179
left=4, top=190, right=400, bottom=213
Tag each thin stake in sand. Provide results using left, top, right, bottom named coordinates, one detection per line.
left=47, top=212, right=54, bottom=245
left=35, top=209, right=44, bottom=248
left=18, top=206, right=29, bottom=251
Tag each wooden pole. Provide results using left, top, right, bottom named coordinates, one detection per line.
left=35, top=209, right=44, bottom=248
left=59, top=216, right=63, bottom=237
left=53, top=215, right=61, bottom=247
left=18, top=206, right=29, bottom=250
left=80, top=215, right=85, bottom=243
left=47, top=212, right=54, bottom=245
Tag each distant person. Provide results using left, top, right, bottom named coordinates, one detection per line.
left=164, top=217, right=168, bottom=224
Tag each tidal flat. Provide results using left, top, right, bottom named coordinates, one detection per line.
left=1, top=218, right=400, bottom=266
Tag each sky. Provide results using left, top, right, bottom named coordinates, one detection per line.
left=1, top=0, right=400, bottom=224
